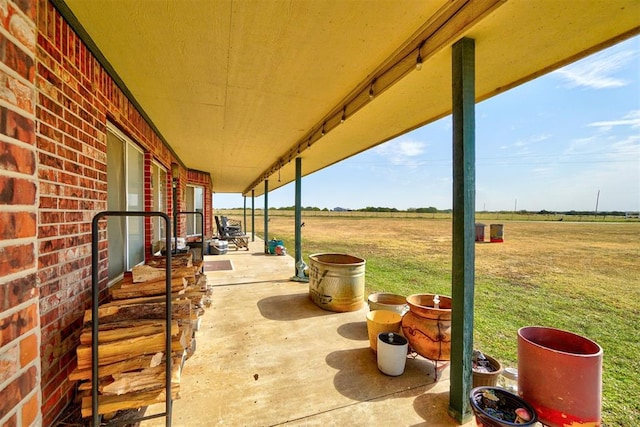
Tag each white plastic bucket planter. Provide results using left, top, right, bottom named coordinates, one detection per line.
left=377, top=332, right=408, bottom=376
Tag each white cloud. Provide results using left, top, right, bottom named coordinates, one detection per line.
left=532, top=167, right=551, bottom=174
left=589, top=110, right=640, bottom=131
left=374, top=137, right=426, bottom=168
left=607, top=134, right=640, bottom=159
left=530, top=133, right=552, bottom=143
left=553, top=49, right=635, bottom=89
left=508, top=133, right=552, bottom=153
left=559, top=111, right=640, bottom=156
left=563, top=135, right=597, bottom=155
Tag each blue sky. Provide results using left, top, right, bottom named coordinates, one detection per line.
left=215, top=35, right=640, bottom=212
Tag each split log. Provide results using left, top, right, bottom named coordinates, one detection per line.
left=116, top=274, right=186, bottom=288
left=92, top=294, right=172, bottom=307
left=132, top=265, right=196, bottom=283
left=79, top=320, right=179, bottom=345
left=180, top=288, right=205, bottom=308
left=75, top=389, right=90, bottom=404
left=84, top=299, right=191, bottom=324
left=131, top=265, right=165, bottom=283
left=146, top=252, right=193, bottom=269
left=110, top=277, right=187, bottom=300
left=76, top=333, right=185, bottom=370
left=100, top=363, right=181, bottom=396
left=183, top=275, right=197, bottom=287
left=78, top=377, right=112, bottom=392
left=179, top=322, right=193, bottom=351
left=192, top=306, right=205, bottom=319
left=81, top=386, right=180, bottom=417
left=69, top=353, right=163, bottom=382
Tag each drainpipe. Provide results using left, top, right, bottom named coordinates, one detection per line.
left=449, top=37, right=475, bottom=424
left=264, top=179, right=269, bottom=253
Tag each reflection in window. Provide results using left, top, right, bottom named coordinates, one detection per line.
left=186, top=185, right=203, bottom=235
left=106, top=125, right=144, bottom=280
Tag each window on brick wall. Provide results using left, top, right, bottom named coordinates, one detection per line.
left=151, top=161, right=167, bottom=252
left=107, top=125, right=145, bottom=280
left=186, top=185, right=204, bottom=236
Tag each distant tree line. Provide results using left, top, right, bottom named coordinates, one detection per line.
left=220, top=206, right=634, bottom=217
left=274, top=206, right=329, bottom=211
left=272, top=206, right=450, bottom=213
left=550, top=210, right=630, bottom=217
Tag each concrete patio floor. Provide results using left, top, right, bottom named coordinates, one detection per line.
left=142, top=238, right=476, bottom=426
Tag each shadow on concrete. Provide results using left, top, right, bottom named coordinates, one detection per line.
left=337, top=321, right=368, bottom=341
left=410, top=391, right=460, bottom=427
left=257, top=292, right=332, bottom=321
left=325, top=347, right=436, bottom=402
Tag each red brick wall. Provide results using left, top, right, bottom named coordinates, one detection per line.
left=36, top=1, right=106, bottom=420
left=0, top=2, right=213, bottom=423
left=30, top=1, right=213, bottom=424
left=0, top=0, right=42, bottom=425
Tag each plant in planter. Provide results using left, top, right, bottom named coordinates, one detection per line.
left=470, top=387, right=537, bottom=427
left=472, top=349, right=503, bottom=388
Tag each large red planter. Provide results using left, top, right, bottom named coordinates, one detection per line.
left=517, top=326, right=603, bottom=427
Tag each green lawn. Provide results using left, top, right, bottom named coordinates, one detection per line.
left=226, top=212, right=639, bottom=426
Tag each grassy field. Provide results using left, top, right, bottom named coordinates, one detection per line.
left=223, top=211, right=640, bottom=426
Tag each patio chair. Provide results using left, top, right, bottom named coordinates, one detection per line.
left=215, top=216, right=249, bottom=251
left=221, top=216, right=242, bottom=232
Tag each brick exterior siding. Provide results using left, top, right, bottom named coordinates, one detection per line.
left=0, top=0, right=41, bottom=425
left=0, top=1, right=213, bottom=425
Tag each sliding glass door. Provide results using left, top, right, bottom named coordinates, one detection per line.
left=106, top=125, right=145, bottom=280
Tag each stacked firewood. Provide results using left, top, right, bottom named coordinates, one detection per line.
left=69, top=253, right=212, bottom=418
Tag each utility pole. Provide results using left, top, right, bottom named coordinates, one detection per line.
left=595, top=190, right=600, bottom=214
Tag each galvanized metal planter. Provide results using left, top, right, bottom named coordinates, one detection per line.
left=308, top=253, right=365, bottom=312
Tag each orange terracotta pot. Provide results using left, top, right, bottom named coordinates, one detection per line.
left=401, top=294, right=452, bottom=361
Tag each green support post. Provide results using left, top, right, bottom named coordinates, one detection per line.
left=449, top=37, right=476, bottom=424
left=291, top=157, right=308, bottom=281
left=295, top=158, right=302, bottom=268
left=264, top=180, right=269, bottom=253
left=251, top=190, right=255, bottom=242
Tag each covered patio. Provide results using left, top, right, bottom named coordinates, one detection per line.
left=55, top=0, right=637, bottom=423
left=1, top=0, right=635, bottom=425
left=142, top=239, right=472, bottom=426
